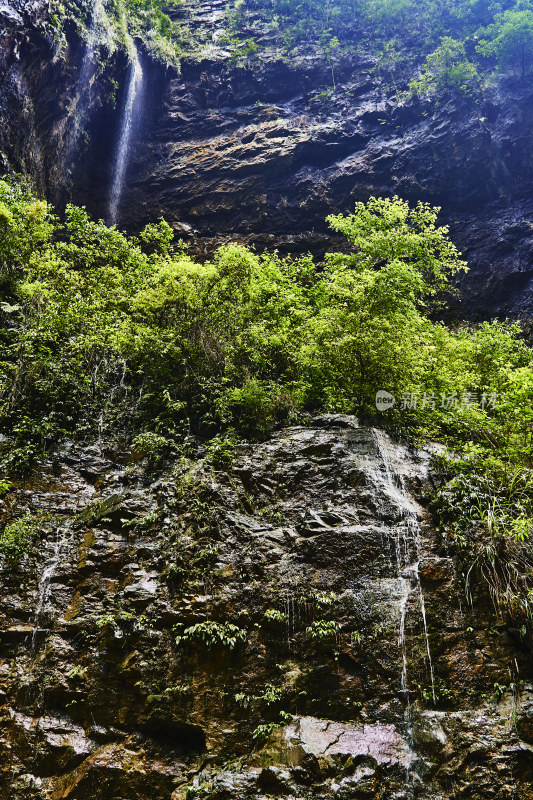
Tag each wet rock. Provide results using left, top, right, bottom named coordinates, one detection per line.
left=274, top=716, right=413, bottom=768
left=517, top=688, right=533, bottom=744
left=0, top=419, right=532, bottom=798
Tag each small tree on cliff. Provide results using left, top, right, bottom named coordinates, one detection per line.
left=477, top=8, right=533, bottom=78
left=409, top=37, right=481, bottom=98
left=300, top=196, right=468, bottom=411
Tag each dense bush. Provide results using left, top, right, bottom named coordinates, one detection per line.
left=1, top=176, right=532, bottom=462
left=2, top=175, right=533, bottom=618
left=0, top=513, right=41, bottom=564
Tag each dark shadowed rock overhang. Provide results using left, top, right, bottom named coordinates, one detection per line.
left=1, top=0, right=533, bottom=317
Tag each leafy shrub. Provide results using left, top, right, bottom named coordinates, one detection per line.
left=433, top=447, right=533, bottom=619
left=205, top=435, right=236, bottom=469
left=264, top=608, right=288, bottom=623
left=175, top=621, right=247, bottom=650
left=252, top=722, right=281, bottom=742
left=0, top=513, right=40, bottom=563
left=306, top=620, right=340, bottom=640
left=131, top=432, right=173, bottom=469
left=314, top=591, right=340, bottom=608
left=409, top=37, right=481, bottom=98
left=477, top=8, right=533, bottom=77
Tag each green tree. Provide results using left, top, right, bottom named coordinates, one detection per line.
left=319, top=31, right=340, bottom=88
left=477, top=7, right=533, bottom=77
left=299, top=197, right=468, bottom=410
left=409, top=37, right=481, bottom=97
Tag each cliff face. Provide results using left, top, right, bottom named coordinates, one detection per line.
left=2, top=0, right=533, bottom=316
left=3, top=6, right=533, bottom=798
left=2, top=1, right=533, bottom=317
left=1, top=417, right=532, bottom=799
left=124, top=57, right=533, bottom=317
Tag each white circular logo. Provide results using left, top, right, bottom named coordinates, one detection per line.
left=375, top=390, right=396, bottom=411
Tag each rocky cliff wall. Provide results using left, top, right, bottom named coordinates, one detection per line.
left=1, top=1, right=533, bottom=314
left=1, top=417, right=532, bottom=799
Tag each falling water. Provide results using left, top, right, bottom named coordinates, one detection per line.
left=108, top=29, right=143, bottom=226
left=371, top=429, right=436, bottom=706
left=398, top=575, right=410, bottom=701
left=417, top=567, right=436, bottom=702
left=31, top=524, right=72, bottom=650
left=413, top=516, right=437, bottom=705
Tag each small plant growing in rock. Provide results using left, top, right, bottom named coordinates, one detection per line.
left=96, top=613, right=117, bottom=630
left=252, top=722, right=280, bottom=743
left=252, top=711, right=292, bottom=744
left=131, top=431, right=169, bottom=455
left=0, top=513, right=41, bottom=564
left=96, top=610, right=149, bottom=632
left=68, top=665, right=88, bottom=680
left=314, top=591, right=340, bottom=608
left=205, top=435, right=236, bottom=469
left=264, top=608, right=288, bottom=623
left=306, top=620, right=340, bottom=640
left=175, top=620, right=247, bottom=650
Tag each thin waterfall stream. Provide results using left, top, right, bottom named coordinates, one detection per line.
left=371, top=429, right=437, bottom=707
left=108, top=22, right=143, bottom=226
left=31, top=523, right=72, bottom=651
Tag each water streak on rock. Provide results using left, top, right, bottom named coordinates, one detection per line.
left=31, top=524, right=71, bottom=650
left=371, top=428, right=436, bottom=706
left=108, top=23, right=143, bottom=225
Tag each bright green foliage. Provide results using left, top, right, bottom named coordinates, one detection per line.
left=1, top=179, right=532, bottom=473
left=264, top=608, right=288, bottom=623
left=252, top=722, right=281, bottom=742
left=409, top=37, right=481, bottom=98
left=319, top=31, right=340, bottom=88
left=123, top=0, right=182, bottom=64
left=306, top=620, right=340, bottom=639
left=2, top=178, right=533, bottom=624
left=234, top=684, right=283, bottom=707
left=175, top=621, right=247, bottom=649
left=304, top=197, right=467, bottom=410
left=227, top=0, right=533, bottom=100
left=326, top=196, right=466, bottom=302
left=0, top=513, right=40, bottom=563
left=48, top=0, right=181, bottom=67
left=477, top=7, right=533, bottom=76
left=434, top=446, right=533, bottom=621
left=47, top=0, right=533, bottom=95
left=314, top=591, right=339, bottom=608
left=205, top=435, right=236, bottom=469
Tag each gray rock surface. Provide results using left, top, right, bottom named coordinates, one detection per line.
left=0, top=417, right=532, bottom=797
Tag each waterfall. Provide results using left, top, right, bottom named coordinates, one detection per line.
left=31, top=524, right=72, bottom=650
left=108, top=27, right=143, bottom=226
left=371, top=429, right=436, bottom=706
left=77, top=0, right=107, bottom=100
